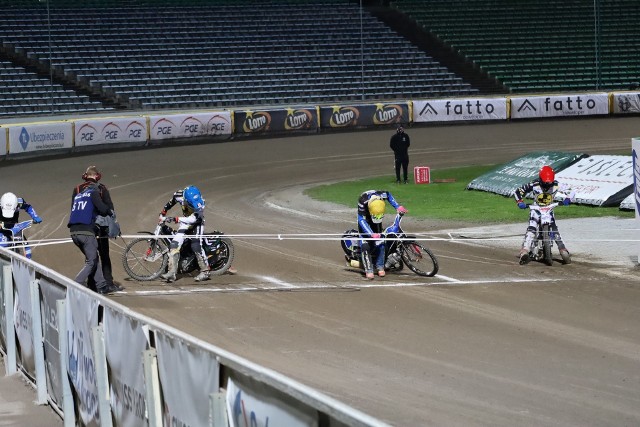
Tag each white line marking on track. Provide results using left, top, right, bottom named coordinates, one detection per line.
left=119, top=277, right=562, bottom=296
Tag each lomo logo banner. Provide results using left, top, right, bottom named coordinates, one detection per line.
left=8, top=122, right=73, bottom=154
left=320, top=105, right=361, bottom=128
left=239, top=111, right=272, bottom=133
left=12, top=258, right=35, bottom=376
left=226, top=375, right=318, bottom=427
left=413, top=98, right=507, bottom=122
left=66, top=287, right=100, bottom=427
left=74, top=117, right=148, bottom=146
left=372, top=103, right=409, bottom=125
left=612, top=92, right=640, bottom=114
left=104, top=307, right=148, bottom=427
left=284, top=107, right=318, bottom=131
left=40, top=278, right=66, bottom=406
left=510, top=93, right=609, bottom=119
left=155, top=331, right=219, bottom=427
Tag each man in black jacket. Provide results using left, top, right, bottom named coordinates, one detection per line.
left=390, top=124, right=410, bottom=184
left=68, top=167, right=121, bottom=295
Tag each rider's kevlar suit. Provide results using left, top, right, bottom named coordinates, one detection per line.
left=160, top=189, right=208, bottom=281
left=513, top=179, right=574, bottom=254
left=357, top=190, right=400, bottom=274
left=0, top=197, right=41, bottom=259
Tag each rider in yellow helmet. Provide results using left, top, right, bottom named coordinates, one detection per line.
left=357, top=190, right=407, bottom=279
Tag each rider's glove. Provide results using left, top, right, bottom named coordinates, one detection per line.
left=32, top=216, right=42, bottom=224
left=158, top=215, right=166, bottom=223
left=166, top=216, right=179, bottom=224
left=517, top=200, right=527, bottom=209
left=397, top=206, right=408, bottom=215
left=160, top=209, right=167, bottom=216
left=563, top=198, right=571, bottom=206
left=371, top=233, right=381, bottom=239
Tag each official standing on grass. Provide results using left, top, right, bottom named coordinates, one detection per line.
left=390, top=124, right=410, bottom=184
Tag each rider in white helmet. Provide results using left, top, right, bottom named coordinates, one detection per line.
left=0, top=192, right=42, bottom=259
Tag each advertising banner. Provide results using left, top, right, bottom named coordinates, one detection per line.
left=557, top=155, right=634, bottom=206
left=0, top=128, right=7, bottom=157
left=66, top=287, right=100, bottom=427
left=611, top=92, right=640, bottom=114
left=234, top=106, right=319, bottom=134
left=40, top=278, right=66, bottom=407
left=467, top=151, right=587, bottom=196
left=8, top=122, right=73, bottom=154
left=104, top=308, right=148, bottom=427
left=74, top=117, right=148, bottom=147
left=412, top=98, right=507, bottom=123
left=149, top=111, right=232, bottom=141
left=227, top=374, right=318, bottom=427
left=510, top=93, right=609, bottom=119
left=630, top=138, right=640, bottom=215
left=156, top=331, right=219, bottom=427
left=12, top=258, right=35, bottom=376
left=319, top=102, right=409, bottom=129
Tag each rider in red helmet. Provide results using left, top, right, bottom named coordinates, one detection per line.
left=513, top=165, right=573, bottom=265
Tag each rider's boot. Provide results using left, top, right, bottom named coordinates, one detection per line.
left=194, top=253, right=210, bottom=282
left=519, top=231, right=534, bottom=265
left=361, top=249, right=374, bottom=280
left=554, top=232, right=572, bottom=264
left=161, top=251, right=179, bottom=282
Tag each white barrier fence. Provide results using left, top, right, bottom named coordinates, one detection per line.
left=0, top=248, right=389, bottom=427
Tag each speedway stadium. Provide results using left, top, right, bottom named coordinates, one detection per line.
left=1, top=1, right=640, bottom=426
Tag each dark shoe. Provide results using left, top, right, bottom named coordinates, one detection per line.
left=519, top=248, right=530, bottom=265
left=395, top=180, right=401, bottom=184
left=560, top=248, right=571, bottom=264
left=403, top=180, right=408, bottom=184
left=97, top=284, right=122, bottom=295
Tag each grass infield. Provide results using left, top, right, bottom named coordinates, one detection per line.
left=304, top=165, right=634, bottom=224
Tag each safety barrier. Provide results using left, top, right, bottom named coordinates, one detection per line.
left=0, top=248, right=390, bottom=427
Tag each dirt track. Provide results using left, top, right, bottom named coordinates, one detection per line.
left=3, top=116, right=640, bottom=426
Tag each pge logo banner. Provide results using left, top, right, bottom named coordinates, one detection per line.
left=150, top=111, right=231, bottom=141
left=8, top=122, right=72, bottom=154
left=612, top=92, right=640, bottom=114
left=234, top=107, right=318, bottom=134
left=413, top=98, right=507, bottom=123
left=74, top=117, right=148, bottom=146
left=510, top=93, right=609, bottom=119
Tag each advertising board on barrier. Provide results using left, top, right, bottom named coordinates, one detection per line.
left=12, top=258, right=36, bottom=376
left=234, top=106, right=319, bottom=134
left=557, top=155, right=634, bottom=206
left=0, top=128, right=7, bottom=156
left=413, top=98, right=507, bottom=123
left=74, top=117, right=148, bottom=147
left=319, top=102, right=409, bottom=129
left=510, top=93, right=609, bottom=119
left=8, top=122, right=73, bottom=154
left=149, top=111, right=232, bottom=141
left=611, top=92, right=640, bottom=115
left=226, top=375, right=318, bottom=427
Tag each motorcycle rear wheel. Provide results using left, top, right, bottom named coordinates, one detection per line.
left=399, top=242, right=439, bottom=277
left=207, top=237, right=235, bottom=276
left=122, top=237, right=169, bottom=281
left=541, top=224, right=553, bottom=266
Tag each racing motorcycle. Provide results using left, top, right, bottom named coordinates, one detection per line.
left=0, top=220, right=33, bottom=258
left=341, top=212, right=438, bottom=277
left=122, top=218, right=234, bottom=281
left=521, top=193, right=567, bottom=266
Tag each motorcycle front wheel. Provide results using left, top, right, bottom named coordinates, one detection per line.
left=399, top=242, right=439, bottom=277
left=122, top=237, right=169, bottom=281
left=541, top=224, right=553, bottom=266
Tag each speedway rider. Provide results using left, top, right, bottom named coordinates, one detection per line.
left=357, top=190, right=407, bottom=279
left=513, top=165, right=573, bottom=265
left=158, top=185, right=210, bottom=282
left=0, top=192, right=42, bottom=258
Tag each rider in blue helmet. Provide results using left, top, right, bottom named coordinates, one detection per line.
left=158, top=185, right=209, bottom=282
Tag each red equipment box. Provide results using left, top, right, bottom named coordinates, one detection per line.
left=414, top=166, right=430, bottom=184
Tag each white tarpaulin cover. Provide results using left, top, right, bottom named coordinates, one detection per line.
left=557, top=155, right=633, bottom=206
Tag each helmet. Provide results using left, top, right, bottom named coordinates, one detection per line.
left=1, top=192, right=18, bottom=218
left=539, top=165, right=555, bottom=189
left=183, top=186, right=205, bottom=210
left=368, top=196, right=386, bottom=223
